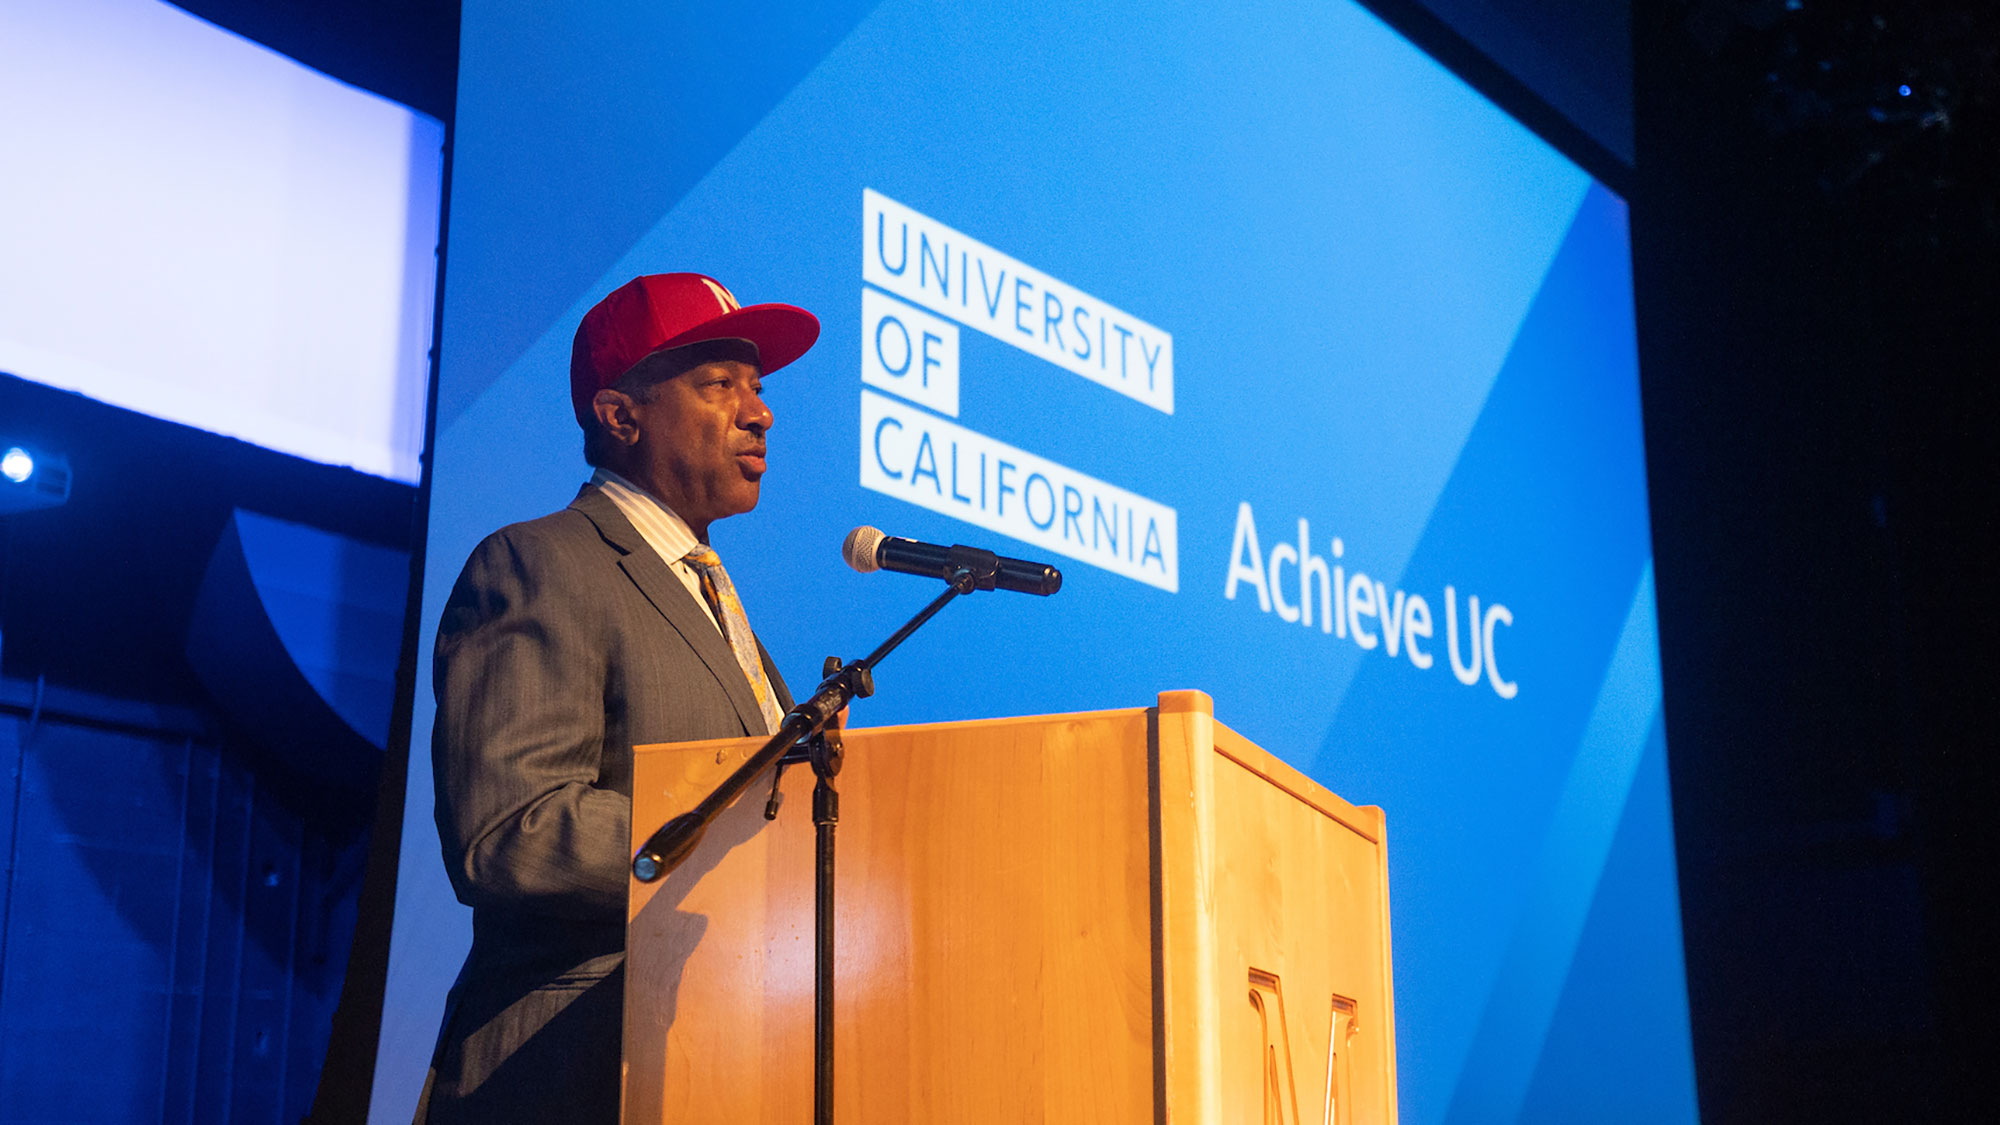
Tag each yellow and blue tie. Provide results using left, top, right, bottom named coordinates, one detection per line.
left=682, top=544, right=784, bottom=734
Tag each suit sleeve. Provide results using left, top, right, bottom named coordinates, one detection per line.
left=431, top=526, right=628, bottom=921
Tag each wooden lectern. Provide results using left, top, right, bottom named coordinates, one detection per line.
left=624, top=690, right=1396, bottom=1123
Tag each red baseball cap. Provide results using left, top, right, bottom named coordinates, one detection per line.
left=569, top=272, right=820, bottom=426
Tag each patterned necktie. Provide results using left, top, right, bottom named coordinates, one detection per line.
left=681, top=544, right=785, bottom=734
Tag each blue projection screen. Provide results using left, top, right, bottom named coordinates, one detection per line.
left=378, top=2, right=1696, bottom=1120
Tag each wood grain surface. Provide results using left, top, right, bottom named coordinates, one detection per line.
left=625, top=693, right=1395, bottom=1124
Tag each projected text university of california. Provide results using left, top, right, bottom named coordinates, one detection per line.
left=857, top=189, right=1179, bottom=592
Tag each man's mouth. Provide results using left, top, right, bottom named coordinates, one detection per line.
left=737, top=448, right=767, bottom=474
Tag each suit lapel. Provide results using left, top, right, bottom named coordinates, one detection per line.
left=571, top=486, right=770, bottom=735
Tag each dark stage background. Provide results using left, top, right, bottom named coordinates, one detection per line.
left=1633, top=2, right=1999, bottom=1115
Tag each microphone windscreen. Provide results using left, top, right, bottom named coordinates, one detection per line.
left=842, top=525, right=886, bottom=573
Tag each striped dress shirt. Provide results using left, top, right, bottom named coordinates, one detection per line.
left=588, top=468, right=722, bottom=635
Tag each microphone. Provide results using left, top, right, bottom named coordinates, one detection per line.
left=843, top=526, right=1062, bottom=596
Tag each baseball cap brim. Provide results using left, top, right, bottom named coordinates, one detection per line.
left=644, top=302, right=820, bottom=376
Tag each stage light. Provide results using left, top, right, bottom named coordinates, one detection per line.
left=0, top=444, right=70, bottom=514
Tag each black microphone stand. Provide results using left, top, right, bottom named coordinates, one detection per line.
left=632, top=547, right=1013, bottom=1125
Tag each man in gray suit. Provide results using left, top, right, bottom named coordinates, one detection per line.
left=420, top=273, right=821, bottom=1123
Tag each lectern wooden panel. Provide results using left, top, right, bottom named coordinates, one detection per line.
left=625, top=690, right=1396, bottom=1123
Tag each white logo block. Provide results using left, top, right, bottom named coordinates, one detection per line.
left=861, top=286, right=959, bottom=417
left=863, top=188, right=1173, bottom=414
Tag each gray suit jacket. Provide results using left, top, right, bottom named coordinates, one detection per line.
left=421, top=485, right=793, bottom=1124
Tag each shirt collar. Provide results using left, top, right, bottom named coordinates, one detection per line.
left=590, top=468, right=701, bottom=565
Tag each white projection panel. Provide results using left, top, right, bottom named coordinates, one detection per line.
left=0, top=0, right=443, bottom=483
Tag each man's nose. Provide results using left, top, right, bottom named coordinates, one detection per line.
left=741, top=394, right=773, bottom=433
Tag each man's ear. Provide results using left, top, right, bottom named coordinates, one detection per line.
left=591, top=388, right=641, bottom=448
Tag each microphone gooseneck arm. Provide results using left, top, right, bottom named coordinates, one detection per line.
left=631, top=560, right=991, bottom=882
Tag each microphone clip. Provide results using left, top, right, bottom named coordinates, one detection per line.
left=945, top=545, right=1001, bottom=592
